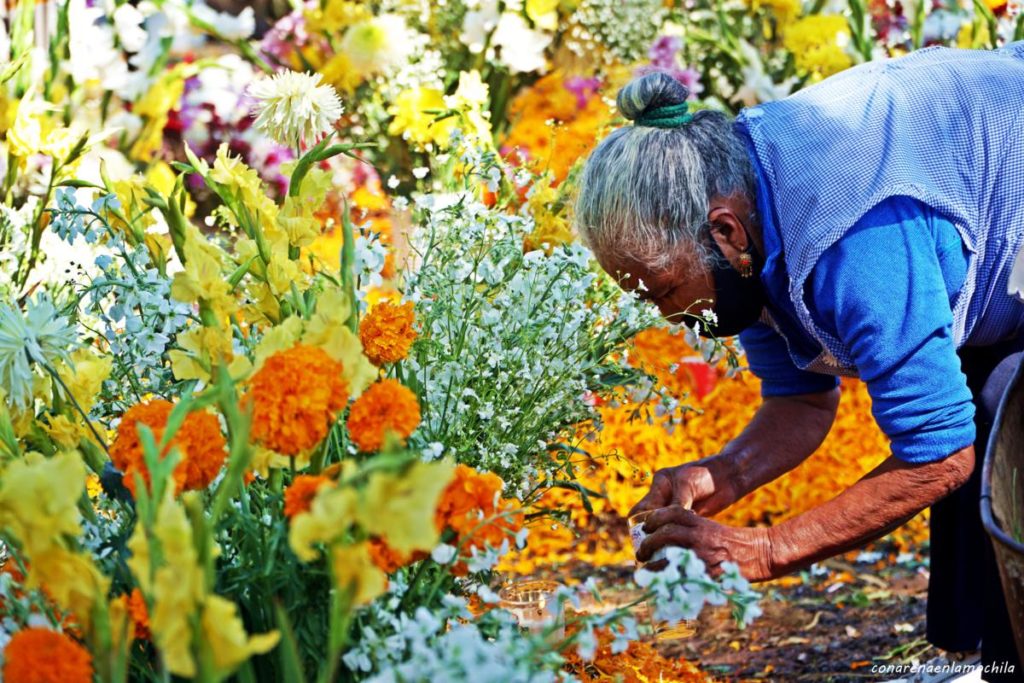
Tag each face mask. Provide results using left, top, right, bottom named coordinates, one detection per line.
left=698, top=233, right=765, bottom=338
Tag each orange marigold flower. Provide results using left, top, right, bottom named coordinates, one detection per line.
left=2, top=628, right=93, bottom=683
left=346, top=379, right=420, bottom=453
left=283, top=474, right=330, bottom=519
left=110, top=399, right=227, bottom=497
left=359, top=300, right=416, bottom=366
left=127, top=589, right=150, bottom=641
left=367, top=537, right=421, bottom=573
left=247, top=344, right=348, bottom=455
left=435, top=464, right=523, bottom=552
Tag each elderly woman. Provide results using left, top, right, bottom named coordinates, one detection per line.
left=577, top=44, right=1024, bottom=676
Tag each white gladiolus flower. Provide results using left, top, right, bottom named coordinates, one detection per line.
left=249, top=71, right=343, bottom=149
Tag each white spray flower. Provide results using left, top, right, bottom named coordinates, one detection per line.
left=491, top=13, right=551, bottom=74
left=0, top=296, right=76, bottom=410
left=249, top=71, right=343, bottom=149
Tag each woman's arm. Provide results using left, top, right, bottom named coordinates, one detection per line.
left=767, top=445, right=974, bottom=573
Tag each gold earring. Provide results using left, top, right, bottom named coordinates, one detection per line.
left=738, top=252, right=753, bottom=278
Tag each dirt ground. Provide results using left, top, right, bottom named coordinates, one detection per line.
left=669, top=558, right=932, bottom=681
left=551, top=544, right=937, bottom=682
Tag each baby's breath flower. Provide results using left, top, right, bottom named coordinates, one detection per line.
left=249, top=71, right=343, bottom=149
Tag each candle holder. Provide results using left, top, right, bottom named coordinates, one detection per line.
left=627, top=511, right=697, bottom=642
left=498, top=579, right=565, bottom=638
left=628, top=510, right=667, bottom=564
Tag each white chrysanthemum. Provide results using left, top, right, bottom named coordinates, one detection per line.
left=249, top=71, right=343, bottom=149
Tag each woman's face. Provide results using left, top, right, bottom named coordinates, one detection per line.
left=596, top=244, right=716, bottom=324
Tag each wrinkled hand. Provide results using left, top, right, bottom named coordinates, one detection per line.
left=636, top=505, right=775, bottom=582
left=628, top=458, right=740, bottom=518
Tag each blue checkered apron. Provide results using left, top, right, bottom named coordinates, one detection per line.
left=736, top=43, right=1024, bottom=377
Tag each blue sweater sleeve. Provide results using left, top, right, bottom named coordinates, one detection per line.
left=807, top=196, right=976, bottom=463
left=739, top=322, right=840, bottom=397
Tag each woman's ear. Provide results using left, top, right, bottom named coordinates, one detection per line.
left=707, top=203, right=750, bottom=258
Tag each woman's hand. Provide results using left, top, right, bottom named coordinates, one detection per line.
left=636, top=505, right=775, bottom=581
left=627, top=456, right=741, bottom=518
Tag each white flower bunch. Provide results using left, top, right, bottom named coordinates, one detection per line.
left=402, top=187, right=660, bottom=489
left=634, top=547, right=763, bottom=627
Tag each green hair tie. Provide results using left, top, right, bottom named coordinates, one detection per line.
left=635, top=102, right=693, bottom=128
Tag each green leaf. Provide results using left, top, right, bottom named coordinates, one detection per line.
left=274, top=603, right=308, bottom=683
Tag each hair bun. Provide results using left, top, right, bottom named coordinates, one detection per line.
left=616, top=71, right=691, bottom=122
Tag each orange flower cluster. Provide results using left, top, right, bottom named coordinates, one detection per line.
left=308, top=181, right=396, bottom=280
left=346, top=379, right=421, bottom=453
left=368, top=537, right=421, bottom=574
left=283, top=474, right=330, bottom=519
left=436, top=464, right=524, bottom=553
left=2, top=628, right=93, bottom=683
left=247, top=344, right=348, bottom=455
left=562, top=627, right=712, bottom=683
left=359, top=300, right=416, bottom=366
left=502, top=72, right=614, bottom=183
left=127, top=589, right=151, bottom=641
left=501, top=328, right=928, bottom=574
left=110, top=399, right=227, bottom=497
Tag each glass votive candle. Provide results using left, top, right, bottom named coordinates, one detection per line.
left=498, top=579, right=565, bottom=638
left=627, top=511, right=697, bottom=641
left=628, top=510, right=667, bottom=564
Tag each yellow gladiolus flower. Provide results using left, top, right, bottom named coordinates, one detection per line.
left=201, top=595, right=280, bottom=674
left=331, top=542, right=388, bottom=606
left=0, top=450, right=86, bottom=558
left=289, top=483, right=359, bottom=562
left=7, top=99, right=51, bottom=158
left=357, top=461, right=454, bottom=555
left=43, top=414, right=85, bottom=449
left=170, top=225, right=238, bottom=319
left=127, top=490, right=205, bottom=677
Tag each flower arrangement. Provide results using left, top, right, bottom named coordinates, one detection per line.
left=0, top=0, right=1016, bottom=679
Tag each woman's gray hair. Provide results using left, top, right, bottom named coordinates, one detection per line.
left=575, top=71, right=755, bottom=273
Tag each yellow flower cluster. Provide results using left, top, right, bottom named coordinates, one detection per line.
left=502, top=328, right=928, bottom=574
left=783, top=15, right=854, bottom=81
left=127, top=490, right=279, bottom=677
